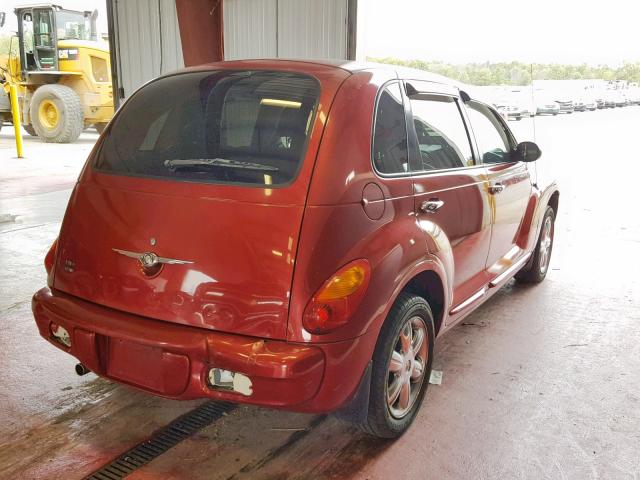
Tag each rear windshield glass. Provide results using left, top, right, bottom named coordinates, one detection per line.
left=94, top=70, right=320, bottom=186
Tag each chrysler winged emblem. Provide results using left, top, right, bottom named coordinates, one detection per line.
left=112, top=248, right=193, bottom=268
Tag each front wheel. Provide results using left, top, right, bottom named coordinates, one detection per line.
left=516, top=206, right=555, bottom=283
left=30, top=84, right=83, bottom=143
left=359, top=293, right=434, bottom=438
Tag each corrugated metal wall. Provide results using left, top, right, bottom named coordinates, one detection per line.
left=111, top=0, right=184, bottom=102
left=277, top=0, right=347, bottom=59
left=224, top=0, right=349, bottom=60
left=224, top=0, right=278, bottom=59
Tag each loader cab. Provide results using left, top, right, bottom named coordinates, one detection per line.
left=16, top=5, right=91, bottom=76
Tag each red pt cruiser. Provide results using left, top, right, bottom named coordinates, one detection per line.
left=32, top=60, right=559, bottom=438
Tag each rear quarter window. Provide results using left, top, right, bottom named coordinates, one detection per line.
left=94, top=70, right=320, bottom=186
left=372, top=82, right=409, bottom=175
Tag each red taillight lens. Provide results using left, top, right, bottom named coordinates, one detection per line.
left=44, top=238, right=58, bottom=275
left=302, top=259, right=371, bottom=334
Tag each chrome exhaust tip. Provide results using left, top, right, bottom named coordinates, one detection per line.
left=75, top=363, right=90, bottom=376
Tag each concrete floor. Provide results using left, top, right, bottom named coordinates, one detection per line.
left=1, top=109, right=639, bottom=480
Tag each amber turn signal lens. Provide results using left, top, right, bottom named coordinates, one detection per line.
left=317, top=264, right=368, bottom=301
left=44, top=238, right=59, bottom=275
left=303, top=259, right=371, bottom=334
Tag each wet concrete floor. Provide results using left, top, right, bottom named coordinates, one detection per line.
left=1, top=109, right=639, bottom=479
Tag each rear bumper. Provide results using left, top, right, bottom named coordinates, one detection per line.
left=32, top=287, right=369, bottom=412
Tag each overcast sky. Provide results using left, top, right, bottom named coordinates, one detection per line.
left=2, top=0, right=637, bottom=66
left=364, top=0, right=640, bottom=66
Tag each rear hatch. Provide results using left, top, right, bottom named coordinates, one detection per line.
left=53, top=66, right=347, bottom=340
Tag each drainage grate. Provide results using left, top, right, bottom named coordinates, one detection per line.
left=85, top=401, right=236, bottom=479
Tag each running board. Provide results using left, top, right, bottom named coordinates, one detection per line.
left=488, top=253, right=532, bottom=288
left=450, top=287, right=487, bottom=315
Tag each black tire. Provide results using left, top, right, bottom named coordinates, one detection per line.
left=23, top=124, right=37, bottom=136
left=359, top=293, right=435, bottom=438
left=516, top=206, right=555, bottom=283
left=30, top=84, right=83, bottom=143
left=94, top=122, right=108, bottom=134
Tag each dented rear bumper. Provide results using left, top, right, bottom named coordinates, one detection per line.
left=32, top=287, right=335, bottom=410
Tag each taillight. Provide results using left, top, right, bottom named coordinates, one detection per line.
left=44, top=238, right=59, bottom=275
left=302, top=259, right=371, bottom=334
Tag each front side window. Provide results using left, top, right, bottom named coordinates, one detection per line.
left=408, top=95, right=474, bottom=172
left=372, top=82, right=409, bottom=174
left=94, top=70, right=320, bottom=186
left=55, top=11, right=90, bottom=41
left=466, top=102, right=513, bottom=164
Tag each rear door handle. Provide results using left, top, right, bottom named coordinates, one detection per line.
left=419, top=199, right=445, bottom=213
left=489, top=182, right=505, bottom=194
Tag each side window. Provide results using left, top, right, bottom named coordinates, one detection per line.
left=408, top=95, right=474, bottom=171
left=466, top=102, right=513, bottom=164
left=373, top=83, right=409, bottom=174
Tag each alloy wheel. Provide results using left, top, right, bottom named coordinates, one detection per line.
left=539, top=215, right=553, bottom=274
left=386, top=316, right=429, bottom=419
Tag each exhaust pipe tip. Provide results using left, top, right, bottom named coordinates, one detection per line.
left=75, top=363, right=90, bottom=376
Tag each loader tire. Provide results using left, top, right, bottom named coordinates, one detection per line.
left=30, top=84, right=83, bottom=143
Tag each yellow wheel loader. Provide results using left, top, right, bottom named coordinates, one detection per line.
left=0, top=5, right=113, bottom=143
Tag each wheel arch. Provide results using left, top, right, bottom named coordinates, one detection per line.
left=398, top=268, right=446, bottom=337
left=548, top=190, right=560, bottom=215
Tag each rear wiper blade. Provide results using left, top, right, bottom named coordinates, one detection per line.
left=164, top=158, right=279, bottom=172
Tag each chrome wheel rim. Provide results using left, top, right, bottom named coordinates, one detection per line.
left=539, top=216, right=553, bottom=274
left=386, top=316, right=429, bottom=419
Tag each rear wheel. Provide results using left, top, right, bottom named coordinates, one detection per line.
left=516, top=206, right=555, bottom=283
left=30, top=84, right=83, bottom=143
left=359, top=293, right=434, bottom=438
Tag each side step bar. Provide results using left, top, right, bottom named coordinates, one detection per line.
left=450, top=287, right=486, bottom=315
left=449, top=253, right=533, bottom=315
left=488, top=253, right=532, bottom=288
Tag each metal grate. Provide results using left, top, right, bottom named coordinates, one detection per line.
left=85, top=401, right=236, bottom=479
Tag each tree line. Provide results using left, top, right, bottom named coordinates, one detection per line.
left=368, top=57, right=640, bottom=86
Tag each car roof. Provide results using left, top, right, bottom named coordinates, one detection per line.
left=187, top=58, right=454, bottom=82
left=177, top=59, right=492, bottom=105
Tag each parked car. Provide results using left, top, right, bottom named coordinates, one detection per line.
left=32, top=60, right=559, bottom=439
left=572, top=98, right=586, bottom=112
left=516, top=97, right=536, bottom=117
left=626, top=89, right=640, bottom=105
left=495, top=102, right=524, bottom=120
left=535, top=98, right=560, bottom=115
left=595, top=97, right=607, bottom=109
left=603, top=92, right=616, bottom=108
left=614, top=91, right=629, bottom=107
left=578, top=96, right=597, bottom=111
left=555, top=99, right=574, bottom=113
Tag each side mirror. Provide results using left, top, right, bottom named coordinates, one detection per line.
left=516, top=141, right=541, bottom=162
left=0, top=12, right=6, bottom=28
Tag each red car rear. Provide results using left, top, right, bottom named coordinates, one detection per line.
left=33, top=60, right=558, bottom=438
